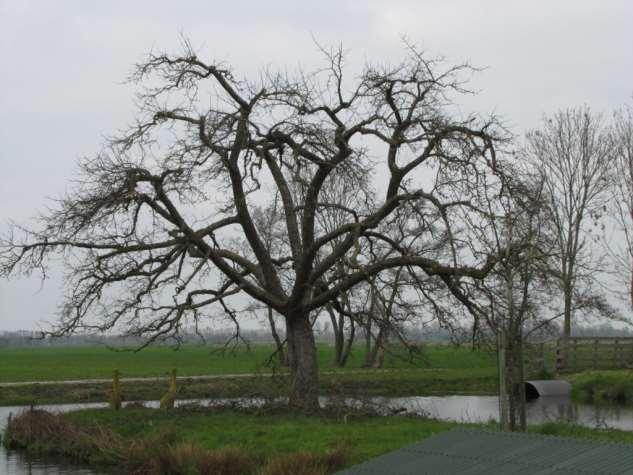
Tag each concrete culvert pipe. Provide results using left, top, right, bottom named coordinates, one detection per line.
left=524, top=380, right=571, bottom=400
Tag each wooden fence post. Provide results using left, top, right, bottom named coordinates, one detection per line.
left=555, top=338, right=566, bottom=373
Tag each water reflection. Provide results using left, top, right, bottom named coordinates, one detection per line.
left=1, top=449, right=97, bottom=475
left=0, top=404, right=103, bottom=475
left=376, top=395, right=633, bottom=430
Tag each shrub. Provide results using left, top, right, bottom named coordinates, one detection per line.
left=571, top=371, right=633, bottom=405
left=262, top=448, right=349, bottom=475
left=3, top=408, right=121, bottom=465
left=126, top=443, right=258, bottom=475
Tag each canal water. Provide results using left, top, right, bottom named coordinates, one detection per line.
left=2, top=395, right=633, bottom=473
left=0, top=403, right=106, bottom=474
left=375, top=395, right=633, bottom=431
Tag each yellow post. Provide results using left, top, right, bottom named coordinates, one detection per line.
left=160, top=368, right=177, bottom=409
left=108, top=370, right=122, bottom=410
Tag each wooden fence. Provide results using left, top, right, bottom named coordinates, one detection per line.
left=522, top=338, right=633, bottom=375
left=553, top=337, right=633, bottom=373
left=523, top=342, right=553, bottom=376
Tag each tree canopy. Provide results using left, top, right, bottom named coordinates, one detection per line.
left=1, top=42, right=519, bottom=409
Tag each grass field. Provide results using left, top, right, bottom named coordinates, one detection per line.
left=0, top=343, right=499, bottom=405
left=6, top=343, right=631, bottom=408
left=0, top=343, right=496, bottom=382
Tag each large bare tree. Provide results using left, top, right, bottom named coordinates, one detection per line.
left=524, top=108, right=614, bottom=339
left=1, top=42, right=512, bottom=409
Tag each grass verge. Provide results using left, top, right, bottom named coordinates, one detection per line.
left=4, top=406, right=633, bottom=474
left=3, top=406, right=453, bottom=474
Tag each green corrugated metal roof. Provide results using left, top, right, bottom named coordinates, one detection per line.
left=338, top=428, right=633, bottom=474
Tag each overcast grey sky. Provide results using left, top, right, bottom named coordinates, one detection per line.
left=1, top=0, right=632, bottom=331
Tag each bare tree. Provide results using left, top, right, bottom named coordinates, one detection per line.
left=313, top=161, right=372, bottom=367
left=609, top=105, right=633, bottom=310
left=358, top=209, right=452, bottom=368
left=466, top=166, right=555, bottom=431
left=1, top=41, right=514, bottom=410
left=524, top=108, right=614, bottom=339
left=254, top=192, right=289, bottom=365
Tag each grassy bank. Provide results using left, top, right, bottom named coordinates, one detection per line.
left=569, top=370, right=633, bottom=405
left=0, top=367, right=498, bottom=406
left=3, top=406, right=454, bottom=474
left=0, top=343, right=495, bottom=382
left=4, top=406, right=633, bottom=474
left=0, top=343, right=498, bottom=406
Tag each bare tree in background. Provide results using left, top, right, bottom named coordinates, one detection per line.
left=313, top=162, right=373, bottom=367
left=0, top=41, right=514, bottom=410
left=465, top=165, right=555, bottom=431
left=524, top=108, right=614, bottom=339
left=609, top=105, right=633, bottom=310
left=358, top=207, right=455, bottom=368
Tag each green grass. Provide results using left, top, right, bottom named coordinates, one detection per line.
left=0, top=343, right=496, bottom=383
left=73, top=408, right=633, bottom=452
left=0, top=367, right=499, bottom=406
left=6, top=406, right=633, bottom=474
left=569, top=370, right=633, bottom=405
left=0, top=343, right=498, bottom=405
left=65, top=407, right=455, bottom=463
left=320, top=367, right=498, bottom=396
left=3, top=407, right=456, bottom=472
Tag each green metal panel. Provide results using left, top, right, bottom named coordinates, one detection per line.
left=338, top=428, right=633, bottom=474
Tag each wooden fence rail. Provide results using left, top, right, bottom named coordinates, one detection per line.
left=523, top=342, right=553, bottom=376
left=553, top=337, right=633, bottom=373
left=522, top=338, right=633, bottom=375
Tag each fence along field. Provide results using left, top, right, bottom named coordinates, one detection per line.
left=525, top=337, right=633, bottom=374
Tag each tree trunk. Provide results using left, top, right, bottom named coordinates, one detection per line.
left=326, top=304, right=345, bottom=367
left=372, top=326, right=387, bottom=369
left=516, top=333, right=527, bottom=431
left=561, top=279, right=573, bottom=368
left=497, top=330, right=510, bottom=431
left=267, top=307, right=287, bottom=366
left=507, top=332, right=527, bottom=432
left=362, top=320, right=373, bottom=367
left=285, top=312, right=320, bottom=410
left=563, top=280, right=573, bottom=339
left=630, top=269, right=633, bottom=312
left=340, top=318, right=355, bottom=367
left=338, top=290, right=355, bottom=367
